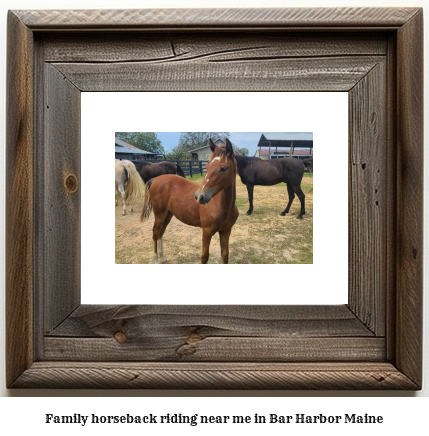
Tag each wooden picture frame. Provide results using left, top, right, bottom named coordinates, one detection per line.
left=6, top=7, right=423, bottom=389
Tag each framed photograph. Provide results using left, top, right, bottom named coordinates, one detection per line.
left=6, top=7, right=423, bottom=389
left=92, top=93, right=347, bottom=305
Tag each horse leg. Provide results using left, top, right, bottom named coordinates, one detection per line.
left=152, top=236, right=160, bottom=264
left=219, top=227, right=232, bottom=264
left=280, top=182, right=295, bottom=216
left=157, top=211, right=173, bottom=263
left=293, top=185, right=306, bottom=219
left=201, top=228, right=214, bottom=264
left=152, top=210, right=169, bottom=263
left=245, top=184, right=254, bottom=215
left=118, top=184, right=127, bottom=215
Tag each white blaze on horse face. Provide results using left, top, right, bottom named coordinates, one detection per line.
left=195, top=155, right=224, bottom=201
left=202, top=178, right=210, bottom=190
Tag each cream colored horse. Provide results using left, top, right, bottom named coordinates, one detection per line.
left=115, top=159, right=145, bottom=215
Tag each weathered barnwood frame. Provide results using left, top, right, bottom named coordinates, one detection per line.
left=6, top=8, right=423, bottom=389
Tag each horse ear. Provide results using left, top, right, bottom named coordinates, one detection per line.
left=225, top=137, right=234, bottom=156
left=208, top=138, right=217, bottom=153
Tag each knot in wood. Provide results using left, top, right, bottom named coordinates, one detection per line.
left=64, top=174, right=78, bottom=193
left=114, top=331, right=128, bottom=343
left=186, top=333, right=203, bottom=344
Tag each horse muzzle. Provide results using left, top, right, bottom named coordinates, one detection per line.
left=194, top=190, right=213, bottom=204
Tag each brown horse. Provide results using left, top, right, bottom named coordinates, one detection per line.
left=235, top=155, right=306, bottom=218
left=141, top=138, right=239, bottom=264
left=133, top=160, right=185, bottom=184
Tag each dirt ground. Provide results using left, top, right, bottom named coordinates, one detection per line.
left=116, top=175, right=313, bottom=264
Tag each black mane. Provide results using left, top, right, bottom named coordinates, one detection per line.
left=235, top=155, right=254, bottom=171
left=133, top=160, right=151, bottom=166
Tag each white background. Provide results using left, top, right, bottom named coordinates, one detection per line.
left=0, top=0, right=428, bottom=426
left=82, top=92, right=348, bottom=305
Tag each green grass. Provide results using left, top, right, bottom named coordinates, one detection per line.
left=235, top=197, right=248, bottom=209
left=186, top=173, right=205, bottom=182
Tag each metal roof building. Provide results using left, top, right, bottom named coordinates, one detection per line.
left=189, top=138, right=241, bottom=160
left=115, top=137, right=164, bottom=161
left=255, top=132, right=313, bottom=160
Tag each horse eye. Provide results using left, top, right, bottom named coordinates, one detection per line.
left=220, top=167, right=228, bottom=173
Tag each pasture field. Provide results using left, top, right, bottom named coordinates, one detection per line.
left=115, top=174, right=313, bottom=264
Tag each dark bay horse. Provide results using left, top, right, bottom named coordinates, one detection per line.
left=133, top=160, right=186, bottom=184
left=235, top=155, right=305, bottom=218
left=303, top=157, right=313, bottom=173
left=141, top=138, right=239, bottom=264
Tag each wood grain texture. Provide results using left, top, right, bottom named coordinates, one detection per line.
left=44, top=305, right=380, bottom=362
left=43, top=64, right=81, bottom=333
left=47, top=305, right=374, bottom=338
left=395, top=9, right=423, bottom=387
left=42, top=33, right=387, bottom=63
left=52, top=56, right=383, bottom=92
left=44, top=337, right=385, bottom=362
left=33, top=38, right=47, bottom=361
left=11, top=362, right=419, bottom=390
left=384, top=34, right=398, bottom=363
left=6, top=11, right=35, bottom=388
left=14, top=8, right=420, bottom=29
left=348, top=62, right=386, bottom=335
left=6, top=7, right=423, bottom=390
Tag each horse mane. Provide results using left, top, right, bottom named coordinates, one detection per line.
left=234, top=155, right=253, bottom=171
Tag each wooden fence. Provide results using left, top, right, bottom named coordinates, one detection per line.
left=171, top=160, right=208, bottom=177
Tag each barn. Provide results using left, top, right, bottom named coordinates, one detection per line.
left=189, top=138, right=241, bottom=160
left=115, top=137, right=165, bottom=161
left=254, top=133, right=313, bottom=160
left=189, top=145, right=212, bottom=161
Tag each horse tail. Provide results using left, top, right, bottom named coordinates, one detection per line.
left=140, top=179, right=154, bottom=222
left=124, top=163, right=145, bottom=201
left=123, top=165, right=129, bottom=183
left=176, top=163, right=186, bottom=178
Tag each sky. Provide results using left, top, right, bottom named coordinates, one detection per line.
left=154, top=132, right=273, bottom=156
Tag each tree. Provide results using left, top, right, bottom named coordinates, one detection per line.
left=116, top=132, right=165, bottom=154
left=167, top=132, right=231, bottom=159
left=234, top=147, right=249, bottom=156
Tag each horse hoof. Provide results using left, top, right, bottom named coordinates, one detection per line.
left=161, top=259, right=168, bottom=264
left=280, top=212, right=286, bottom=216
left=296, top=215, right=303, bottom=220
left=245, top=211, right=252, bottom=216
